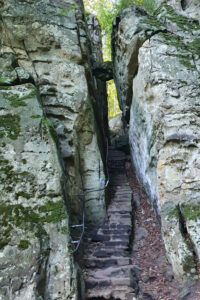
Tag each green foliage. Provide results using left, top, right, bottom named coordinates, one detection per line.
left=83, top=0, right=156, bottom=60
left=84, top=0, right=156, bottom=60
left=107, top=80, right=120, bottom=119
left=0, top=77, right=7, bottom=83
left=141, top=0, right=156, bottom=14
left=115, top=0, right=141, bottom=11
left=83, top=0, right=155, bottom=117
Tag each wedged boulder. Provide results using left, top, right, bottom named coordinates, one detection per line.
left=109, top=113, right=123, bottom=135
left=92, top=61, right=113, bottom=81
left=112, top=2, right=200, bottom=282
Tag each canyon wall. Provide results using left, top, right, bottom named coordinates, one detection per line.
left=0, top=0, right=108, bottom=298
left=112, top=1, right=200, bottom=282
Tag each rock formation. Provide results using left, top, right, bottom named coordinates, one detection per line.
left=112, top=1, right=200, bottom=282
left=0, top=0, right=108, bottom=298
left=1, top=0, right=200, bottom=297
left=0, top=53, right=77, bottom=299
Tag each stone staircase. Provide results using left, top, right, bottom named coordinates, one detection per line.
left=83, top=148, right=137, bottom=300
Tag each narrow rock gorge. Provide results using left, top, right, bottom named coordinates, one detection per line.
left=0, top=0, right=200, bottom=299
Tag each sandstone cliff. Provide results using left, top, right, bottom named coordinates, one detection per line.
left=0, top=0, right=108, bottom=298
left=1, top=0, right=200, bottom=296
left=112, top=1, right=200, bottom=282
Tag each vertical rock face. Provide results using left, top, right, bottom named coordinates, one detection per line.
left=112, top=3, right=200, bottom=282
left=156, top=0, right=200, bottom=21
left=0, top=0, right=108, bottom=224
left=0, top=0, right=108, bottom=298
left=0, top=54, right=76, bottom=299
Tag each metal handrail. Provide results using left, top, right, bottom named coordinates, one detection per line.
left=71, top=138, right=110, bottom=253
left=71, top=194, right=85, bottom=253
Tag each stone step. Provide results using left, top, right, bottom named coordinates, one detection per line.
left=108, top=203, right=132, bottom=209
left=84, top=148, right=135, bottom=299
left=100, top=224, right=132, bottom=231
left=87, top=265, right=135, bottom=279
left=86, top=287, right=136, bottom=300
left=86, top=287, right=112, bottom=299
left=85, top=257, right=131, bottom=268
left=89, top=236, right=130, bottom=244
left=109, top=219, right=132, bottom=226
left=92, top=249, right=127, bottom=258
left=85, top=280, right=111, bottom=290
left=99, top=229, right=131, bottom=235
left=107, top=211, right=132, bottom=216
left=86, top=246, right=129, bottom=256
left=104, top=241, right=130, bottom=248
left=110, top=235, right=130, bottom=242
left=111, top=290, right=136, bottom=300
left=111, top=277, right=133, bottom=287
left=85, top=277, right=133, bottom=290
left=91, top=234, right=111, bottom=242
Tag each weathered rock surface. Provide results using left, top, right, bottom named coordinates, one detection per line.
left=0, top=0, right=109, bottom=298
left=0, top=0, right=108, bottom=226
left=156, top=0, right=200, bottom=22
left=109, top=113, right=123, bottom=135
left=112, top=3, right=200, bottom=282
left=0, top=54, right=77, bottom=299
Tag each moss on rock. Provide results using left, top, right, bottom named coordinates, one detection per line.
left=182, top=254, right=196, bottom=273
left=0, top=157, right=31, bottom=192
left=155, top=4, right=200, bottom=32
left=0, top=199, right=67, bottom=249
left=18, top=240, right=30, bottom=250
left=15, top=191, right=32, bottom=199
left=42, top=117, right=58, bottom=144
left=168, top=205, right=180, bottom=220
left=31, top=114, right=41, bottom=119
left=0, top=83, right=37, bottom=107
left=0, top=114, right=20, bottom=140
left=182, top=203, right=200, bottom=221
left=7, top=94, right=27, bottom=107
left=0, top=237, right=11, bottom=249
left=39, top=200, right=67, bottom=223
